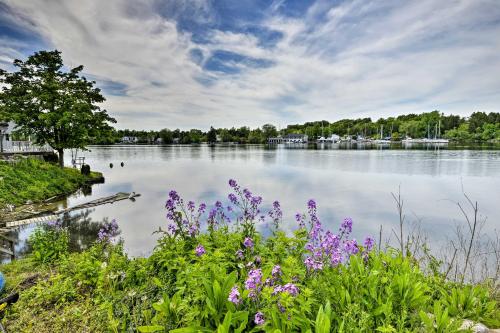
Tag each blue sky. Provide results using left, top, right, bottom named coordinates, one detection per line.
left=1, top=0, right=499, bottom=130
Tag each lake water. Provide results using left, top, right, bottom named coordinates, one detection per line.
left=15, top=144, right=500, bottom=257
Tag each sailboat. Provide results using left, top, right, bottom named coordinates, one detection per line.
left=427, top=120, right=449, bottom=144
left=373, top=124, right=391, bottom=144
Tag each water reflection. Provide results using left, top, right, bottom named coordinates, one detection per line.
left=3, top=210, right=119, bottom=261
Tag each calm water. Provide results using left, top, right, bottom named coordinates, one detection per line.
left=15, top=144, right=500, bottom=257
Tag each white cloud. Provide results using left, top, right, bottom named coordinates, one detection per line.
left=2, top=0, right=500, bottom=129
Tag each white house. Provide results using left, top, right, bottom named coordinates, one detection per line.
left=121, top=136, right=139, bottom=144
left=0, top=121, right=15, bottom=151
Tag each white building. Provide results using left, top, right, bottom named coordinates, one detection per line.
left=121, top=136, right=139, bottom=144
left=0, top=121, right=15, bottom=150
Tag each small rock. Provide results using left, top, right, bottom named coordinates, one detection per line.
left=459, top=320, right=489, bottom=333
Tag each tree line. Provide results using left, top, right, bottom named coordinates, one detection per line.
left=95, top=111, right=499, bottom=144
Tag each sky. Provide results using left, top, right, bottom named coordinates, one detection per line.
left=1, top=0, right=499, bottom=130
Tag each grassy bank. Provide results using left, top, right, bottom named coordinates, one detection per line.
left=0, top=181, right=498, bottom=332
left=0, top=158, right=102, bottom=209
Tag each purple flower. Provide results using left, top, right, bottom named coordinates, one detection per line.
left=304, top=256, right=323, bottom=271
left=363, top=237, right=375, bottom=251
left=98, top=219, right=120, bottom=242
left=169, top=190, right=179, bottom=201
left=254, top=312, right=265, bottom=325
left=307, top=199, right=316, bottom=210
left=215, top=201, right=222, bottom=208
left=243, top=237, right=254, bottom=249
left=228, top=285, right=241, bottom=305
left=229, top=179, right=237, bottom=188
left=282, top=283, right=299, bottom=296
left=198, top=203, right=206, bottom=213
left=228, top=193, right=238, bottom=204
left=272, top=265, right=282, bottom=277
left=167, top=224, right=177, bottom=234
left=245, top=269, right=262, bottom=296
left=187, top=201, right=195, bottom=211
left=341, top=217, right=353, bottom=234
left=235, top=249, right=244, bottom=260
left=344, top=239, right=359, bottom=255
left=195, top=244, right=206, bottom=257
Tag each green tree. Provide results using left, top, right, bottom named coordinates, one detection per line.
left=207, top=126, right=217, bottom=143
left=159, top=129, right=174, bottom=144
left=0, top=50, right=116, bottom=167
left=262, top=124, right=278, bottom=141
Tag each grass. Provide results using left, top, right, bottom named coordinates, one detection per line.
left=0, top=158, right=102, bottom=209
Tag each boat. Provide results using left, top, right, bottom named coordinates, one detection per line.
left=373, top=124, right=391, bottom=144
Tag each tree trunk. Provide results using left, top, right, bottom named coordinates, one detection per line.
left=57, top=148, right=64, bottom=168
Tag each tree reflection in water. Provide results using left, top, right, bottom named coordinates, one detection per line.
left=2, top=209, right=120, bottom=261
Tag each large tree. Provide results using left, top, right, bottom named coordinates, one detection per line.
left=0, top=50, right=116, bottom=167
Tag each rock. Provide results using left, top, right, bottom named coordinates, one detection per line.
left=459, top=319, right=489, bottom=333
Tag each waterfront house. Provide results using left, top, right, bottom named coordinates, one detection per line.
left=0, top=121, right=14, bottom=151
left=268, top=134, right=308, bottom=144
left=268, top=136, right=283, bottom=144
left=121, top=136, right=139, bottom=144
left=283, top=133, right=308, bottom=143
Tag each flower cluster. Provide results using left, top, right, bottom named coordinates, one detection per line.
left=245, top=268, right=263, bottom=299
left=228, top=285, right=241, bottom=305
left=98, top=219, right=120, bottom=242
left=195, top=244, right=206, bottom=257
left=299, top=201, right=375, bottom=271
left=268, top=200, right=283, bottom=230
left=165, top=190, right=206, bottom=238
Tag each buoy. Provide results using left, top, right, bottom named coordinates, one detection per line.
left=120, top=162, right=124, bottom=167
left=109, top=163, right=114, bottom=168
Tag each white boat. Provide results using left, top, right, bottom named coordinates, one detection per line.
left=373, top=125, right=391, bottom=144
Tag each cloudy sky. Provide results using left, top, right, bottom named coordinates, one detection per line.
left=1, top=0, right=499, bottom=130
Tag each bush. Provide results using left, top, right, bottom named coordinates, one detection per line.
left=28, top=222, right=69, bottom=264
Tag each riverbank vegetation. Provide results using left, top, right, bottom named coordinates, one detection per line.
left=96, top=111, right=499, bottom=144
left=0, top=158, right=102, bottom=210
left=0, top=180, right=498, bottom=332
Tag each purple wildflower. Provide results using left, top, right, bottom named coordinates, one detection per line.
left=272, top=265, right=282, bottom=277
left=344, top=239, right=359, bottom=255
left=195, top=244, right=206, bottom=257
left=282, top=283, right=299, bottom=296
left=187, top=201, right=195, bottom=211
left=229, top=179, right=237, bottom=188
left=307, top=199, right=316, bottom=210
left=168, top=190, right=179, bottom=201
left=235, top=249, right=244, bottom=260
left=363, top=236, right=375, bottom=251
left=98, top=219, right=120, bottom=242
left=245, top=269, right=262, bottom=299
left=341, top=217, right=353, bottom=234
left=198, top=203, right=206, bottom=213
left=228, top=286, right=241, bottom=305
left=254, top=312, right=265, bottom=325
left=228, top=193, right=238, bottom=204
left=243, top=237, right=254, bottom=249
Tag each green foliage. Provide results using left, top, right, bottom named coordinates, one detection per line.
left=0, top=50, right=116, bottom=166
left=0, top=158, right=102, bottom=209
left=1, top=228, right=498, bottom=332
left=106, top=110, right=499, bottom=144
left=29, top=226, right=69, bottom=264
